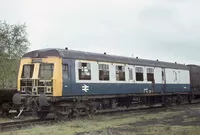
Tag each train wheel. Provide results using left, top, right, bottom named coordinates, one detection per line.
left=54, top=111, right=62, bottom=120
left=54, top=105, right=72, bottom=120
left=72, top=108, right=84, bottom=118
left=188, top=95, right=192, bottom=104
left=36, top=106, right=50, bottom=119
left=37, top=111, right=48, bottom=120
left=54, top=110, right=72, bottom=121
left=162, top=97, right=171, bottom=107
left=86, top=105, right=96, bottom=119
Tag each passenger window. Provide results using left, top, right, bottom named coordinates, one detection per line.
left=78, top=62, right=91, bottom=80
left=116, top=65, right=125, bottom=81
left=128, top=67, right=133, bottom=80
left=62, top=64, right=69, bottom=79
left=136, top=67, right=143, bottom=81
left=99, top=64, right=109, bottom=81
left=147, top=68, right=154, bottom=82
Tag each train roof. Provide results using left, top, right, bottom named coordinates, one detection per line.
left=187, top=64, right=200, bottom=67
left=22, top=48, right=188, bottom=70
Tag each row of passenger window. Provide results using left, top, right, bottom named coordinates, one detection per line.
left=77, top=62, right=155, bottom=82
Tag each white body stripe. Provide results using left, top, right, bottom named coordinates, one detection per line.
left=75, top=60, right=190, bottom=84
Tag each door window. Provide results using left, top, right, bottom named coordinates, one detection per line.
left=128, top=67, right=133, bottom=80
left=162, top=69, right=166, bottom=83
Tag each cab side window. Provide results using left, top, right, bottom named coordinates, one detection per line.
left=63, top=64, right=69, bottom=79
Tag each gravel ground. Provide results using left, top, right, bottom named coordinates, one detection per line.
left=1, top=104, right=200, bottom=135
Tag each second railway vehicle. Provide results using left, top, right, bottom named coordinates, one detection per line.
left=0, top=89, right=17, bottom=115
left=12, top=48, right=199, bottom=119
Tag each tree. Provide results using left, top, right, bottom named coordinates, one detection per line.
left=0, top=21, right=30, bottom=88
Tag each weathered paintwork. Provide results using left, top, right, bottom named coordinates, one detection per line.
left=18, top=57, right=63, bottom=96
left=61, top=58, right=190, bottom=96
left=18, top=48, right=191, bottom=98
left=62, top=83, right=190, bottom=96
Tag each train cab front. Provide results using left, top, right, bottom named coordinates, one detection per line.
left=13, top=57, right=61, bottom=118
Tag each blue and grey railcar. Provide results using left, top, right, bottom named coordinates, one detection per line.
left=13, top=48, right=192, bottom=119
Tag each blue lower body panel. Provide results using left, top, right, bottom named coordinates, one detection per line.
left=62, top=83, right=190, bottom=96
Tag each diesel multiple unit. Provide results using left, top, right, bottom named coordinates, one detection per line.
left=10, top=48, right=200, bottom=119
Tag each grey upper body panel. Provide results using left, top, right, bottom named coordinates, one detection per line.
left=22, top=48, right=189, bottom=70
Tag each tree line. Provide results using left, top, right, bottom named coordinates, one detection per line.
left=0, top=21, right=30, bottom=88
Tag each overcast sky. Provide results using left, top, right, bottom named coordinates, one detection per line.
left=0, top=0, right=200, bottom=65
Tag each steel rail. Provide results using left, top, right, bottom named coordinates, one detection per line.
left=0, top=101, right=200, bottom=133
left=0, top=118, right=55, bottom=132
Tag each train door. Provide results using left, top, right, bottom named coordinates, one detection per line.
left=162, top=68, right=166, bottom=93
left=62, top=60, right=72, bottom=95
left=173, top=70, right=181, bottom=92
left=127, top=65, right=134, bottom=82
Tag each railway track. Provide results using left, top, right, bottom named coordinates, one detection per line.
left=1, top=101, right=200, bottom=133
left=0, top=118, right=55, bottom=132
left=0, top=108, right=159, bottom=132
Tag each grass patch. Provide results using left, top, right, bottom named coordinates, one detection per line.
left=0, top=110, right=181, bottom=135
left=110, top=125, right=200, bottom=135
left=0, top=118, right=13, bottom=123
